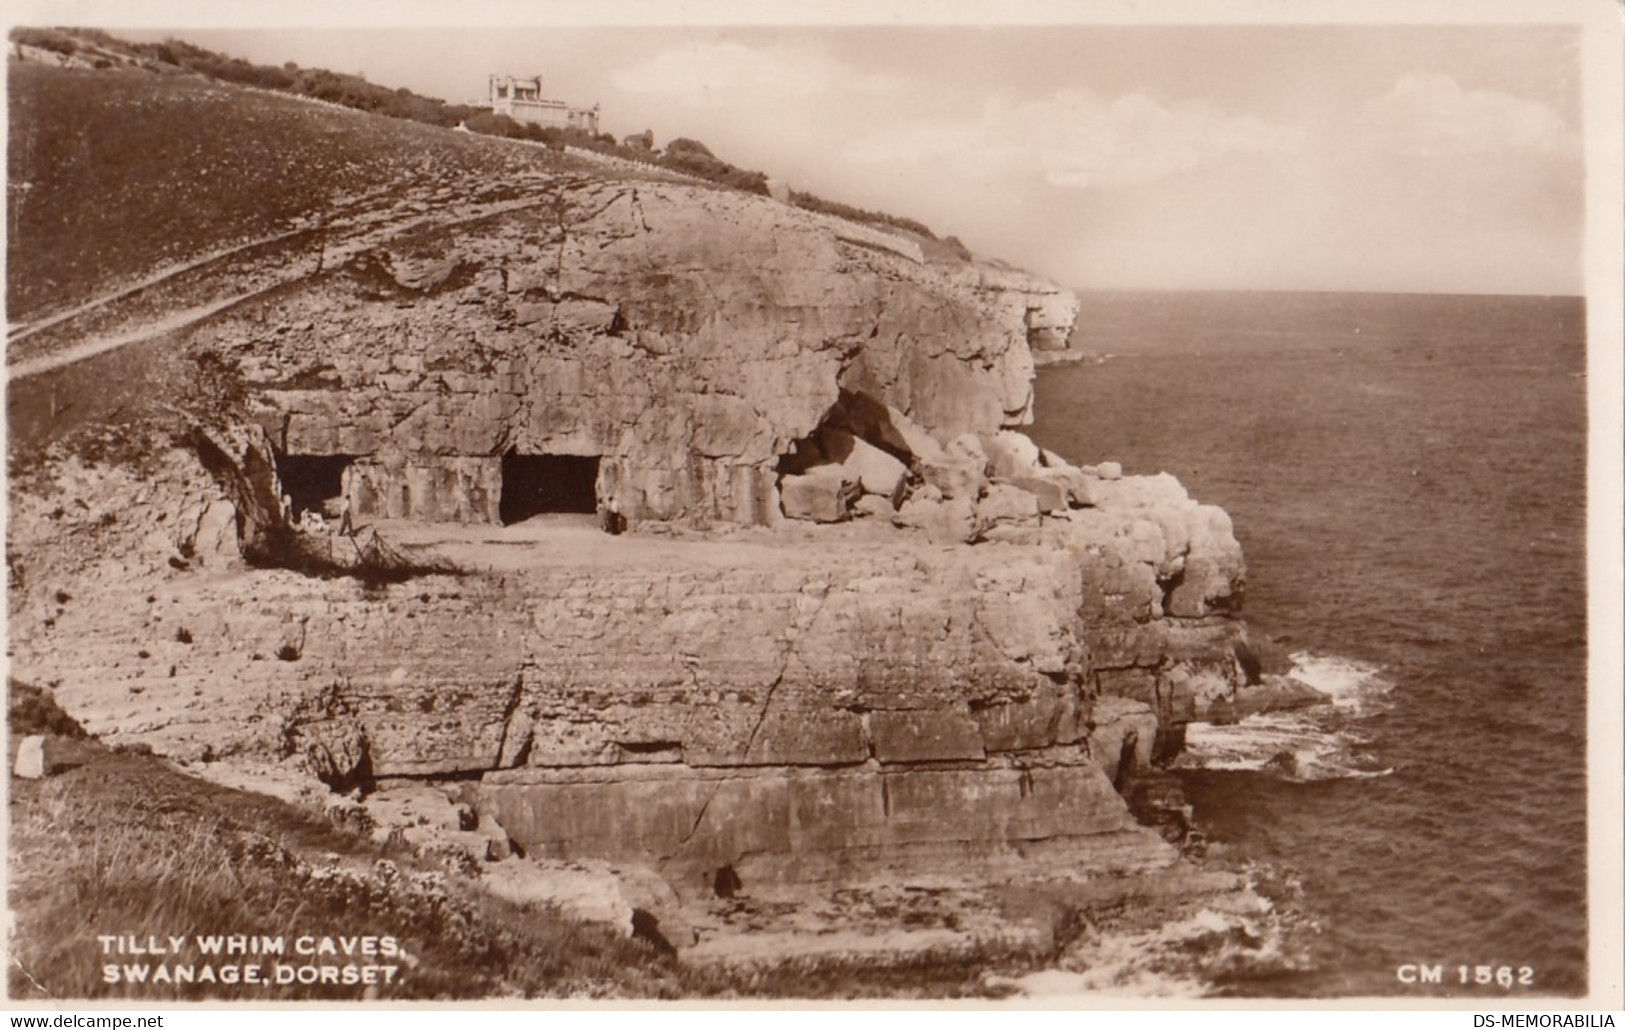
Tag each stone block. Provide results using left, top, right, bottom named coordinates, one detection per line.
left=1089, top=623, right=1169, bottom=669
left=944, top=433, right=988, bottom=468
left=682, top=708, right=868, bottom=766
left=974, top=682, right=1089, bottom=752
left=828, top=431, right=907, bottom=502
left=880, top=765, right=1132, bottom=845
left=919, top=455, right=985, bottom=501
left=513, top=302, right=552, bottom=327
left=982, top=430, right=1043, bottom=479
left=1091, top=472, right=1190, bottom=511
left=480, top=856, right=693, bottom=946
left=1087, top=696, right=1158, bottom=778
left=870, top=708, right=985, bottom=763
left=836, top=398, right=947, bottom=465
left=1164, top=504, right=1245, bottom=617
left=14, top=735, right=47, bottom=779
left=1036, top=464, right=1097, bottom=508
left=880, top=405, right=947, bottom=464
left=978, top=482, right=1040, bottom=527
left=191, top=499, right=241, bottom=567
left=1004, top=475, right=1068, bottom=514
left=852, top=494, right=897, bottom=519
left=896, top=493, right=979, bottom=545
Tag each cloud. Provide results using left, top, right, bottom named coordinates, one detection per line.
left=612, top=41, right=897, bottom=101
left=847, top=89, right=1300, bottom=190
left=1356, top=72, right=1570, bottom=155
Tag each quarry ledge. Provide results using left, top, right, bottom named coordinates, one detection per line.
left=10, top=436, right=1263, bottom=791
left=4, top=425, right=1293, bottom=965
left=477, top=748, right=1102, bottom=782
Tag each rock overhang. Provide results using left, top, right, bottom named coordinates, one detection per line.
left=186, top=178, right=1077, bottom=530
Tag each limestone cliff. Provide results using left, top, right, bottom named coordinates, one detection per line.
left=9, top=448, right=1249, bottom=899
left=8, top=64, right=1268, bottom=920
left=196, top=179, right=1076, bottom=528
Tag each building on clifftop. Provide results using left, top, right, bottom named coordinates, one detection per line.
left=487, top=73, right=600, bottom=134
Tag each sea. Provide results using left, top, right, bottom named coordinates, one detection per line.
left=1027, top=290, right=1590, bottom=998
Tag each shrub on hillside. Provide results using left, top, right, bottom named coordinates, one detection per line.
left=788, top=188, right=936, bottom=239
left=244, top=523, right=464, bottom=593
left=463, top=110, right=526, bottom=139
left=664, top=137, right=715, bottom=160
left=11, top=27, right=79, bottom=56
left=8, top=680, right=88, bottom=738
left=659, top=138, right=768, bottom=195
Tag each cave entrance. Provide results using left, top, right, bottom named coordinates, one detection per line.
left=274, top=453, right=354, bottom=519
left=776, top=389, right=916, bottom=477
left=499, top=451, right=600, bottom=525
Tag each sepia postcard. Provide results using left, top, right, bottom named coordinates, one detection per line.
left=3, top=0, right=1621, bottom=1012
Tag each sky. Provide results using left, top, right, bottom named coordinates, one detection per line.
left=108, top=17, right=1587, bottom=295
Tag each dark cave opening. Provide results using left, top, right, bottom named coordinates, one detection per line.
left=274, top=453, right=354, bottom=519
left=776, top=388, right=916, bottom=477
left=499, top=451, right=600, bottom=524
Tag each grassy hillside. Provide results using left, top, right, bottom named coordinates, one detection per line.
left=7, top=27, right=946, bottom=326
left=7, top=61, right=584, bottom=321
left=6, top=684, right=689, bottom=1000
left=7, top=46, right=955, bottom=335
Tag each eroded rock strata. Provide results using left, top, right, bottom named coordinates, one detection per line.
left=10, top=116, right=1277, bottom=945
left=190, top=180, right=1078, bottom=529
left=11, top=448, right=1249, bottom=896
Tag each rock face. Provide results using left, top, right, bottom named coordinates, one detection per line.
left=9, top=448, right=1253, bottom=897
left=6, top=72, right=1269, bottom=917
left=184, top=181, right=1076, bottom=530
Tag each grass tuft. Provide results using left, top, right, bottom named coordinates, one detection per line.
left=7, top=743, right=686, bottom=1000
left=8, top=681, right=88, bottom=738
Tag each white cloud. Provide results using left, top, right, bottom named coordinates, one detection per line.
left=1356, top=72, right=1570, bottom=155
left=846, top=89, right=1300, bottom=190
left=612, top=41, right=897, bottom=101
